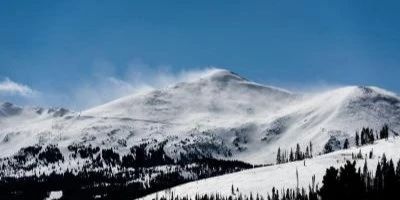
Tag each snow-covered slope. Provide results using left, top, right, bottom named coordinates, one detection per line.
left=83, top=69, right=295, bottom=123
left=141, top=137, right=400, bottom=200
left=0, top=68, right=400, bottom=165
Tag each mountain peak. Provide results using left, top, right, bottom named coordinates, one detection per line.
left=0, top=102, right=22, bottom=117
left=199, top=68, right=248, bottom=83
left=345, top=85, right=399, bottom=98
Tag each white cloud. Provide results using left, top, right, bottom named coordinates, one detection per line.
left=69, top=66, right=218, bottom=110
left=0, top=78, right=36, bottom=97
left=0, top=63, right=221, bottom=109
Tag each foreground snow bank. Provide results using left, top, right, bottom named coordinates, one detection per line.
left=141, top=137, right=400, bottom=200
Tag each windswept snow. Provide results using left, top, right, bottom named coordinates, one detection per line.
left=0, top=69, right=399, bottom=165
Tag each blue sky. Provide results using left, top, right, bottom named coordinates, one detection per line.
left=1, top=1, right=400, bottom=109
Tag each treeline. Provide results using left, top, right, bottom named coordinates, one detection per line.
left=0, top=168, right=181, bottom=200
left=1, top=142, right=191, bottom=175
left=276, top=142, right=313, bottom=164
left=355, top=124, right=390, bottom=146
left=0, top=144, right=253, bottom=200
left=67, top=142, right=175, bottom=168
left=154, top=154, right=400, bottom=200
left=326, top=125, right=392, bottom=154
left=322, top=125, right=391, bottom=156
left=275, top=124, right=389, bottom=165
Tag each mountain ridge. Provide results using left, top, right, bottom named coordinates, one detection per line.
left=0, top=69, right=399, bottom=165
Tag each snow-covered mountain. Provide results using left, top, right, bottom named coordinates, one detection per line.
left=1, top=68, right=400, bottom=165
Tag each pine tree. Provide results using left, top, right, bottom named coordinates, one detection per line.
left=276, top=148, right=281, bottom=164
left=356, top=150, right=363, bottom=159
left=369, top=129, right=375, bottom=144
left=396, top=159, right=400, bottom=177
left=320, top=167, right=339, bottom=200
left=363, top=158, right=368, bottom=183
left=369, top=149, right=374, bottom=159
left=305, top=146, right=310, bottom=159
left=375, top=161, right=383, bottom=193
left=343, top=139, right=349, bottom=149
left=355, top=132, right=360, bottom=146
left=382, top=153, right=387, bottom=164
left=386, top=159, right=396, bottom=197
left=295, top=144, right=301, bottom=161
left=380, top=124, right=389, bottom=140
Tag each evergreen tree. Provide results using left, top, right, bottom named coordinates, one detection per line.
left=369, top=129, right=375, bottom=144
left=369, top=149, right=373, bottom=159
left=319, top=167, right=339, bottom=200
left=355, top=132, right=360, bottom=146
left=385, top=159, right=396, bottom=198
left=343, top=139, right=349, bottom=149
left=276, top=147, right=281, bottom=164
left=305, top=146, right=310, bottom=159
left=337, top=161, right=363, bottom=200
left=375, top=161, right=383, bottom=194
left=363, top=158, right=368, bottom=183
left=396, top=159, right=400, bottom=177
left=380, top=124, right=389, bottom=140
left=295, top=144, right=301, bottom=161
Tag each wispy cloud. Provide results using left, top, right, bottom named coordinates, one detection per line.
left=0, top=78, right=36, bottom=97
left=0, top=62, right=219, bottom=110
left=69, top=62, right=217, bottom=109
left=0, top=65, right=344, bottom=110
